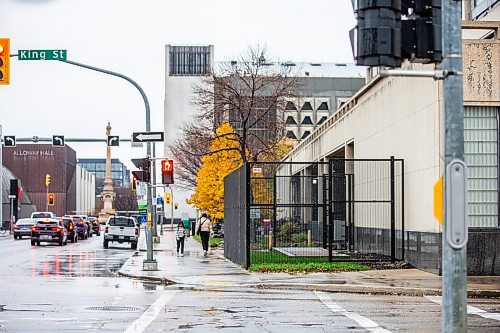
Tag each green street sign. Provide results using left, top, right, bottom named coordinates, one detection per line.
left=138, top=203, right=147, bottom=214
left=18, top=49, right=67, bottom=61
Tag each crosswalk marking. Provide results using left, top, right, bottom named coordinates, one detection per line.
left=315, top=291, right=392, bottom=333
left=124, top=290, right=177, bottom=333
left=424, top=295, right=500, bottom=322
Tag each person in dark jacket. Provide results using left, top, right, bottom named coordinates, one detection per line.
left=196, top=213, right=212, bottom=257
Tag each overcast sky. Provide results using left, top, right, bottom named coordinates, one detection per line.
left=0, top=0, right=357, bottom=172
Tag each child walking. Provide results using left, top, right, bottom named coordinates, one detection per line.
left=176, top=222, right=186, bottom=256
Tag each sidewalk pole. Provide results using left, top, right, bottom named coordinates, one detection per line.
left=441, top=1, right=468, bottom=332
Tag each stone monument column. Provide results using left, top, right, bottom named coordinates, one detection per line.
left=98, top=122, right=116, bottom=223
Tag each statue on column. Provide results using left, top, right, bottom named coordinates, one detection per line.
left=98, top=122, right=116, bottom=223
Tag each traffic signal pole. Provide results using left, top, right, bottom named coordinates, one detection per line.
left=441, top=1, right=467, bottom=332
left=50, top=58, right=158, bottom=271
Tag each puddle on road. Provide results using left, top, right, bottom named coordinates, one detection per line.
left=32, top=250, right=129, bottom=278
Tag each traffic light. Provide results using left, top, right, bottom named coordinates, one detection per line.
left=0, top=38, right=10, bottom=85
left=401, top=0, right=442, bottom=63
left=131, top=158, right=150, bottom=183
left=350, top=0, right=442, bottom=67
left=174, top=203, right=178, bottom=210
left=161, top=159, right=174, bottom=184
left=48, top=193, right=55, bottom=206
left=165, top=192, right=172, bottom=205
left=45, top=174, right=51, bottom=187
left=131, top=176, right=137, bottom=191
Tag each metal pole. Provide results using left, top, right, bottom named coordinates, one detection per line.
left=169, top=186, right=174, bottom=230
left=152, top=143, right=159, bottom=242
left=53, top=58, right=157, bottom=270
left=46, top=185, right=49, bottom=212
left=442, top=1, right=467, bottom=332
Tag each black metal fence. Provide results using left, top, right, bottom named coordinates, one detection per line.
left=223, top=158, right=404, bottom=268
left=223, top=165, right=248, bottom=267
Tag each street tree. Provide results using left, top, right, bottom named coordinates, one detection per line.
left=188, top=123, right=242, bottom=219
left=170, top=46, right=301, bottom=188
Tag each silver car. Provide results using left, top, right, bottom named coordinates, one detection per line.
left=13, top=218, right=37, bottom=240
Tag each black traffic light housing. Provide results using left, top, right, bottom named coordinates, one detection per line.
left=9, top=179, right=19, bottom=221
left=350, top=0, right=442, bottom=67
left=131, top=158, right=151, bottom=183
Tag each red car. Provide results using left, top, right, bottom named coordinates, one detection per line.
left=89, top=217, right=100, bottom=236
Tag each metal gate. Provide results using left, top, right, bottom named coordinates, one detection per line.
left=223, top=158, right=404, bottom=268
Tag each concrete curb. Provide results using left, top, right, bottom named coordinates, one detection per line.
left=117, top=270, right=176, bottom=285
left=253, top=283, right=500, bottom=298
left=116, top=268, right=500, bottom=298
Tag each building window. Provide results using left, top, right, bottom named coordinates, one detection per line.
left=286, top=116, right=297, bottom=125
left=317, top=102, right=329, bottom=111
left=317, top=116, right=328, bottom=125
left=169, top=46, right=211, bottom=76
left=286, top=131, right=298, bottom=139
left=285, top=101, right=297, bottom=111
left=301, top=102, right=313, bottom=111
left=301, top=116, right=313, bottom=125
left=301, top=131, right=311, bottom=139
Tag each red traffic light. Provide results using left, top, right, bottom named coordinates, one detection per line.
left=161, top=159, right=174, bottom=173
left=161, top=159, right=174, bottom=185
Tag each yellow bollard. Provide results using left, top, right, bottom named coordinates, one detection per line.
left=268, top=231, right=273, bottom=250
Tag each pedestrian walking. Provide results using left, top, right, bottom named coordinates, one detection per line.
left=196, top=213, right=212, bottom=257
left=176, top=222, right=186, bottom=256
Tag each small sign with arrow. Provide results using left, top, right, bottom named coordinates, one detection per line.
left=132, top=131, right=164, bottom=143
left=107, top=135, right=119, bottom=147
left=3, top=135, right=15, bottom=147
left=52, top=135, right=65, bottom=147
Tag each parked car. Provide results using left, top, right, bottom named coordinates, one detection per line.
left=103, top=216, right=139, bottom=249
left=73, top=215, right=92, bottom=238
left=61, top=217, right=78, bottom=243
left=13, top=218, right=37, bottom=240
left=72, top=216, right=88, bottom=240
left=30, top=219, right=67, bottom=246
left=89, top=217, right=100, bottom=236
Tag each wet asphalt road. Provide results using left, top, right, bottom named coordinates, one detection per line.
left=0, top=234, right=499, bottom=332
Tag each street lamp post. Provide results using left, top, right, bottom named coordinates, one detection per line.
left=55, top=59, right=158, bottom=271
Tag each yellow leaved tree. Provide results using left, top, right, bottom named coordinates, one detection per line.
left=188, top=123, right=242, bottom=220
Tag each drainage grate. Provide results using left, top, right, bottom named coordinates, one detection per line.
left=86, top=306, right=141, bottom=312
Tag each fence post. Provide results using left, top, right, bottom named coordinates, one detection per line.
left=390, top=156, right=396, bottom=263
left=273, top=173, right=277, bottom=248
left=245, top=163, right=251, bottom=269
left=328, top=160, right=333, bottom=262
left=268, top=231, right=273, bottom=250
left=401, top=160, right=405, bottom=261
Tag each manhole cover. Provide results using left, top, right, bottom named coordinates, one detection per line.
left=86, top=306, right=141, bottom=312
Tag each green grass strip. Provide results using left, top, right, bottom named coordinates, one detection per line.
left=248, top=262, right=369, bottom=273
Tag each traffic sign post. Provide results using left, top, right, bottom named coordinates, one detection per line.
left=132, top=131, right=164, bottom=143
left=52, top=135, right=65, bottom=147
left=18, top=49, right=67, bottom=61
left=107, top=135, right=119, bottom=146
left=3, top=135, right=15, bottom=147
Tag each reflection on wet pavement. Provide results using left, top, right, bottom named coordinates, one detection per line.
left=31, top=248, right=131, bottom=278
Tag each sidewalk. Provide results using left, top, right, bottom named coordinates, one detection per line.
left=118, top=230, right=500, bottom=297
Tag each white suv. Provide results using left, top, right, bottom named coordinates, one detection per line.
left=103, top=216, right=139, bottom=249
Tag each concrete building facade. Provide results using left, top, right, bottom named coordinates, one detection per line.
left=2, top=144, right=77, bottom=217
left=76, top=165, right=95, bottom=215
left=281, top=20, right=500, bottom=275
